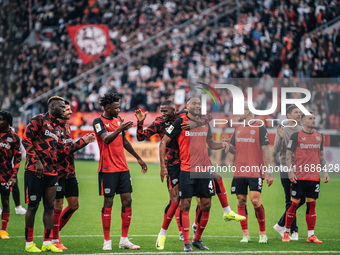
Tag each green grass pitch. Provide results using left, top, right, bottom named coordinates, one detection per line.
left=1, top=160, right=340, bottom=254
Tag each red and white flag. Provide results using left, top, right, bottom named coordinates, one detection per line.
left=67, top=24, right=114, bottom=65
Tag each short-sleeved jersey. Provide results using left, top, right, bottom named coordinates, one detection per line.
left=230, top=122, right=269, bottom=178
left=0, top=130, right=22, bottom=183
left=56, top=122, right=87, bottom=179
left=22, top=113, right=61, bottom=176
left=93, top=115, right=129, bottom=173
left=287, top=130, right=323, bottom=181
left=166, top=114, right=212, bottom=172
left=137, top=111, right=212, bottom=167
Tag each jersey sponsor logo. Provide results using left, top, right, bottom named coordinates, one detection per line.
left=0, top=142, right=10, bottom=149
left=95, top=123, right=102, bottom=133
left=7, top=137, right=13, bottom=142
left=185, top=131, right=207, bottom=136
left=236, top=137, right=255, bottom=143
left=167, top=125, right=174, bottom=134
left=44, top=130, right=59, bottom=141
left=300, top=143, right=320, bottom=149
left=63, top=138, right=73, bottom=143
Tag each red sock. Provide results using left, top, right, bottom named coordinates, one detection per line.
left=306, top=201, right=316, bottom=231
left=238, top=205, right=249, bottom=235
left=285, top=201, right=299, bottom=229
left=255, top=205, right=266, bottom=234
left=25, top=227, right=34, bottom=242
left=44, top=229, right=52, bottom=242
left=161, top=201, right=179, bottom=230
left=1, top=213, right=10, bottom=231
left=193, top=211, right=210, bottom=242
left=121, top=206, right=132, bottom=238
left=175, top=206, right=182, bottom=233
left=52, top=209, right=61, bottom=240
left=101, top=207, right=112, bottom=241
left=194, top=205, right=201, bottom=226
left=59, top=206, right=76, bottom=231
left=180, top=210, right=190, bottom=244
left=215, top=179, right=229, bottom=207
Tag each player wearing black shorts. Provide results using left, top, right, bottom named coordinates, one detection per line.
left=159, top=97, right=228, bottom=252
left=93, top=92, right=147, bottom=251
left=283, top=112, right=329, bottom=243
left=22, top=96, right=66, bottom=253
left=52, top=101, right=95, bottom=250
left=227, top=104, right=273, bottom=244
left=0, top=111, right=21, bottom=239
left=135, top=100, right=213, bottom=250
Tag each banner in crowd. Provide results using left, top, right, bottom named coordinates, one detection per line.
left=66, top=24, right=114, bottom=64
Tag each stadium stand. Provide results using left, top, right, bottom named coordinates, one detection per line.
left=0, top=0, right=339, bottom=129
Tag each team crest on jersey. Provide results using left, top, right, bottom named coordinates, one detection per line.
left=237, top=130, right=240, bottom=134
left=250, top=130, right=255, bottom=135
left=95, top=123, right=102, bottom=133
left=316, top=136, right=321, bottom=141
left=105, top=124, right=110, bottom=127
left=7, top=137, right=13, bottom=142
left=167, top=125, right=174, bottom=134
left=117, top=122, right=121, bottom=126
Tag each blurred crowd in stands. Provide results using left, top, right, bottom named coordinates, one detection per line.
left=0, top=0, right=339, bottom=129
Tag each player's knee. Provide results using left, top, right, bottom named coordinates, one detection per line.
left=1, top=198, right=9, bottom=209
left=28, top=203, right=39, bottom=212
left=200, top=200, right=211, bottom=212
left=237, top=198, right=246, bottom=206
left=251, top=198, right=261, bottom=208
left=70, top=203, right=79, bottom=211
left=181, top=200, right=191, bottom=211
left=122, top=198, right=132, bottom=208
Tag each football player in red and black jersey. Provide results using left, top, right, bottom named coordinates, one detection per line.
left=136, top=100, right=244, bottom=251
left=282, top=112, right=329, bottom=243
left=52, top=101, right=95, bottom=250
left=159, top=97, right=229, bottom=252
left=0, top=111, right=21, bottom=240
left=93, top=92, right=147, bottom=251
left=227, top=104, right=273, bottom=244
left=22, top=96, right=66, bottom=253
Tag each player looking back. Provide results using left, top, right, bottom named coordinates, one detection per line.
left=282, top=112, right=329, bottom=243
left=52, top=101, right=95, bottom=250
left=0, top=111, right=21, bottom=240
left=93, top=92, right=148, bottom=251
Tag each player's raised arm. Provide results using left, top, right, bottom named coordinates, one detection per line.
left=123, top=136, right=147, bottom=174
left=135, top=111, right=158, bottom=141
